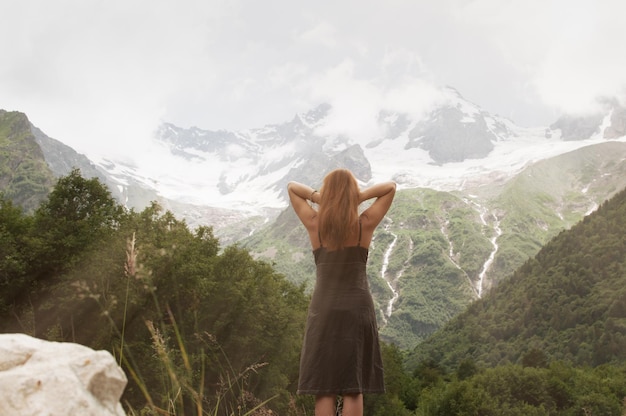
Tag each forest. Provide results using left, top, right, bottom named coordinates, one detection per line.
left=1, top=170, right=626, bottom=415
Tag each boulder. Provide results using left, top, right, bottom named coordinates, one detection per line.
left=0, top=333, right=127, bottom=416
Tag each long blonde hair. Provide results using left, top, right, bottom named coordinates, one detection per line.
left=318, top=169, right=360, bottom=251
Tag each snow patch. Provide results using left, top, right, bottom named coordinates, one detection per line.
left=90, top=95, right=626, bottom=216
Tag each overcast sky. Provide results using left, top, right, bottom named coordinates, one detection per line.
left=1, top=0, right=625, bottom=159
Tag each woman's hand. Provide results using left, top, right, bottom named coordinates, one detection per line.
left=310, top=189, right=321, bottom=204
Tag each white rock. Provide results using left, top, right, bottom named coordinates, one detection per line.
left=0, top=333, right=127, bottom=416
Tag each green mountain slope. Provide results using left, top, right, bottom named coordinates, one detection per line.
left=0, top=110, right=55, bottom=211
left=374, top=188, right=490, bottom=347
left=406, top=185, right=626, bottom=371
left=481, top=141, right=626, bottom=291
left=244, top=141, right=626, bottom=350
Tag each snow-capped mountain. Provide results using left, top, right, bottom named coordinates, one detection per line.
left=88, top=86, right=626, bottom=229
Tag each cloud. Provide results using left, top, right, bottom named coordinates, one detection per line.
left=297, top=21, right=338, bottom=49
left=309, top=60, right=385, bottom=143
left=1, top=0, right=626, bottom=162
left=307, top=58, right=445, bottom=144
left=456, top=0, right=626, bottom=116
left=0, top=0, right=232, bottom=158
left=532, top=6, right=626, bottom=114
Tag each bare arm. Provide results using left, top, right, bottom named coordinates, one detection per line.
left=359, top=181, right=396, bottom=238
left=359, top=181, right=396, bottom=205
left=287, top=181, right=320, bottom=231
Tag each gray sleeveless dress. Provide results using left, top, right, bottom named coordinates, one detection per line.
left=297, top=225, right=385, bottom=395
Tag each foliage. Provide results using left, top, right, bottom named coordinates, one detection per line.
left=0, top=170, right=310, bottom=414
left=0, top=110, right=55, bottom=212
left=363, top=343, right=415, bottom=416
left=31, top=168, right=125, bottom=278
left=373, top=189, right=490, bottom=349
left=243, top=152, right=626, bottom=351
left=4, top=136, right=626, bottom=414
left=486, top=143, right=626, bottom=289
left=239, top=142, right=626, bottom=353
left=413, top=362, right=626, bottom=416
left=0, top=195, right=32, bottom=316
left=5, top=107, right=626, bottom=362
left=406, top=186, right=626, bottom=373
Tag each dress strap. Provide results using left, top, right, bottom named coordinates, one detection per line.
left=318, top=230, right=323, bottom=247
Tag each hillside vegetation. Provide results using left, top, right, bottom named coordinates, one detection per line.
left=0, top=110, right=55, bottom=211
left=407, top=185, right=626, bottom=372
left=3, top=108, right=626, bottom=353
left=244, top=142, right=626, bottom=350
left=0, top=170, right=310, bottom=414
left=392, top=184, right=626, bottom=415
left=484, top=141, right=626, bottom=292
left=3, top=109, right=626, bottom=414
left=2, top=170, right=626, bottom=415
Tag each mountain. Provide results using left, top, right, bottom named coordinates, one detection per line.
left=0, top=110, right=252, bottom=237
left=3, top=86, right=626, bottom=350
left=0, top=110, right=56, bottom=212
left=94, top=87, right=625, bottom=205
left=404, top=87, right=514, bottom=164
left=6, top=88, right=626, bottom=223
left=241, top=140, right=626, bottom=349
left=405, top=185, right=626, bottom=372
left=0, top=109, right=159, bottom=212
left=74, top=88, right=624, bottom=236
left=549, top=97, right=626, bottom=141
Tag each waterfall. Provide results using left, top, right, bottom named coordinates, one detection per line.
left=464, top=197, right=502, bottom=297
left=382, top=232, right=399, bottom=318
left=477, top=213, right=501, bottom=297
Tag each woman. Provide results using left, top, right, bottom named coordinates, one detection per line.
left=287, top=169, right=396, bottom=416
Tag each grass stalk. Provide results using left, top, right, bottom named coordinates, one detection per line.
left=119, top=232, right=137, bottom=366
left=111, top=232, right=278, bottom=415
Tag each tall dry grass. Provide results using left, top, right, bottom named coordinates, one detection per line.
left=75, top=233, right=282, bottom=415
